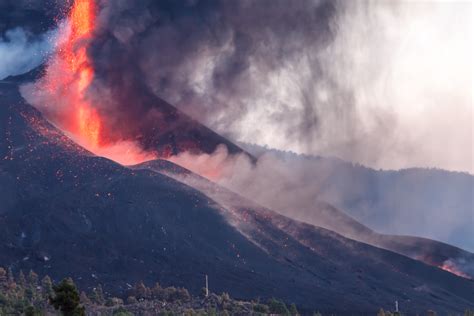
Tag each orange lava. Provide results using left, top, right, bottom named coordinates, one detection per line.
left=38, top=0, right=157, bottom=165
left=440, top=262, right=471, bottom=279
left=43, top=0, right=100, bottom=149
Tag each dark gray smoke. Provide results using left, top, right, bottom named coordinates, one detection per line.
left=88, top=0, right=471, bottom=173
left=88, top=0, right=360, bottom=149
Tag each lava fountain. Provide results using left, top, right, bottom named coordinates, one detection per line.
left=44, top=0, right=100, bottom=149
left=28, top=0, right=156, bottom=165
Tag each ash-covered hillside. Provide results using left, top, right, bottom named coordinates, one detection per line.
left=239, top=144, right=474, bottom=253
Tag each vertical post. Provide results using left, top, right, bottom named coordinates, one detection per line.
left=205, top=274, right=209, bottom=297
left=395, top=300, right=399, bottom=313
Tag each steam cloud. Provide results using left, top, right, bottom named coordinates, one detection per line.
left=0, top=0, right=67, bottom=80
left=168, top=145, right=474, bottom=253
left=0, top=28, right=57, bottom=80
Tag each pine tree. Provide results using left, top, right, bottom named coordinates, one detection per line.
left=290, top=303, right=299, bottom=315
left=134, top=281, right=149, bottom=300
left=151, top=282, right=165, bottom=300
left=49, top=278, right=85, bottom=316
left=41, top=276, right=53, bottom=299
left=18, top=270, right=27, bottom=288
left=268, top=298, right=290, bottom=315
left=28, top=271, right=38, bottom=288
left=7, top=267, right=14, bottom=284
left=0, top=268, right=7, bottom=291
left=80, top=291, right=91, bottom=305
left=91, top=284, right=105, bottom=305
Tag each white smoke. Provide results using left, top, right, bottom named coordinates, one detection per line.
left=0, top=27, right=57, bottom=80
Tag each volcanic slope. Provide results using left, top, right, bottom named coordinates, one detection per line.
left=20, top=64, right=474, bottom=280
left=83, top=65, right=474, bottom=279
left=1, top=81, right=474, bottom=314
left=135, top=160, right=474, bottom=281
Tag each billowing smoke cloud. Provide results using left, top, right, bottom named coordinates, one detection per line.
left=0, top=0, right=68, bottom=80
left=0, top=27, right=57, bottom=80
left=168, top=145, right=474, bottom=253
left=0, top=28, right=55, bottom=79
left=88, top=0, right=471, bottom=173
left=81, top=0, right=338, bottom=152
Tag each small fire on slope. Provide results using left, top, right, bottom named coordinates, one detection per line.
left=29, top=0, right=156, bottom=165
left=439, top=260, right=472, bottom=280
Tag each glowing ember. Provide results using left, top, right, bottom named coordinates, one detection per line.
left=33, top=0, right=156, bottom=165
left=57, top=0, right=100, bottom=149
left=439, top=261, right=472, bottom=279
left=40, top=0, right=100, bottom=149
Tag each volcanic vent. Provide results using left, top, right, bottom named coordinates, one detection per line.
left=21, top=0, right=246, bottom=166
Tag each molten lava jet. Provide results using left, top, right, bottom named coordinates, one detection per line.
left=44, top=0, right=100, bottom=149
left=31, top=0, right=156, bottom=165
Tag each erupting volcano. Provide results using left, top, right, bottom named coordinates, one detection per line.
left=1, top=0, right=473, bottom=314
left=22, top=0, right=251, bottom=166
left=28, top=0, right=157, bottom=165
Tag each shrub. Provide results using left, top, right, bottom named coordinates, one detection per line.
left=253, top=303, right=270, bottom=314
left=268, top=298, right=289, bottom=315
left=113, top=306, right=133, bottom=316
left=126, top=296, right=138, bottom=305
left=289, top=303, right=299, bottom=315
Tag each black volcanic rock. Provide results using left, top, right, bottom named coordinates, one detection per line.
left=136, top=159, right=474, bottom=280
left=1, top=80, right=474, bottom=314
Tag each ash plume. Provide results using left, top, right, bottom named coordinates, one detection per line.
left=18, top=0, right=472, bottom=172
left=84, top=0, right=471, bottom=173
left=85, top=0, right=339, bottom=152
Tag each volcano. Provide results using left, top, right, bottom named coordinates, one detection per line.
left=1, top=70, right=474, bottom=314
left=1, top=1, right=474, bottom=314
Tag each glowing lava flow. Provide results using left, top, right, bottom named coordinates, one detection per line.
left=34, top=0, right=156, bottom=165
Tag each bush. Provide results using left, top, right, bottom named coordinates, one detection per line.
left=268, top=298, right=290, bottom=315
left=253, top=303, right=270, bottom=314
left=113, top=306, right=133, bottom=316
left=106, top=297, right=124, bottom=306
left=289, top=303, right=299, bottom=315
left=24, top=305, right=41, bottom=316
left=175, top=287, right=191, bottom=302
left=126, top=296, right=138, bottom=305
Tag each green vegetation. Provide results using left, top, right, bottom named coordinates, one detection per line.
left=0, top=266, right=470, bottom=315
left=49, top=279, right=85, bottom=316
left=268, top=297, right=290, bottom=315
left=0, top=267, right=275, bottom=315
